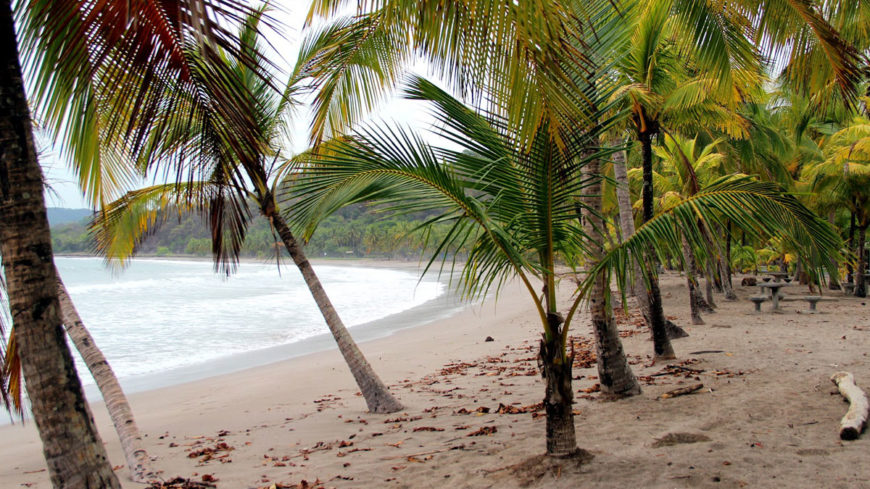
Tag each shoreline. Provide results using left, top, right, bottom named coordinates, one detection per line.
left=56, top=255, right=473, bottom=399
left=1, top=275, right=534, bottom=487
left=5, top=274, right=870, bottom=488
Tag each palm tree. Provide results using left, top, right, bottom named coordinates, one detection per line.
left=2, top=3, right=119, bottom=485
left=649, top=135, right=730, bottom=322
left=586, top=176, right=843, bottom=317
left=803, top=118, right=870, bottom=297
left=93, top=9, right=403, bottom=413
left=3, top=0, right=268, bottom=484
left=292, top=76, right=641, bottom=456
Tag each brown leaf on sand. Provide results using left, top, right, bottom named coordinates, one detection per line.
left=651, top=432, right=711, bottom=448
left=467, top=426, right=498, bottom=436
left=147, top=477, right=216, bottom=489
left=497, top=402, right=544, bottom=415
left=412, top=426, right=445, bottom=432
left=187, top=442, right=233, bottom=462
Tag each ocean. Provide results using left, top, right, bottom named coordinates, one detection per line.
left=53, top=256, right=457, bottom=396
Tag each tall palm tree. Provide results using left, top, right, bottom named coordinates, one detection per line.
left=803, top=118, right=870, bottom=297
left=292, top=76, right=641, bottom=456
left=649, top=134, right=730, bottom=322
left=3, top=0, right=267, bottom=484
left=93, top=9, right=403, bottom=413
left=586, top=176, right=842, bottom=317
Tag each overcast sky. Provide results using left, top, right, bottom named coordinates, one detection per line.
left=38, top=2, right=437, bottom=209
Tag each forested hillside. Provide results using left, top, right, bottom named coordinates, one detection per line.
left=50, top=204, right=461, bottom=260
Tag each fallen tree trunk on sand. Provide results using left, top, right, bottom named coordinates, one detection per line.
left=830, top=372, right=869, bottom=440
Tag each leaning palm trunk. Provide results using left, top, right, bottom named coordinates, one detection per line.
left=680, top=234, right=705, bottom=325
left=57, top=271, right=154, bottom=482
left=585, top=154, right=641, bottom=397
left=267, top=209, right=403, bottom=413
left=0, top=3, right=121, bottom=486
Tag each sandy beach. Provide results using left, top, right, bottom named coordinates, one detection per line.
left=2, top=271, right=870, bottom=488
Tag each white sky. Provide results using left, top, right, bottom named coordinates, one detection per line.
left=38, top=1, right=438, bottom=209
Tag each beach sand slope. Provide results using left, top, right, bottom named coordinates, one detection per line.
left=2, top=273, right=869, bottom=488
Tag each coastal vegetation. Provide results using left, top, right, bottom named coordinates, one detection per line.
left=49, top=204, right=461, bottom=260
left=0, top=0, right=868, bottom=487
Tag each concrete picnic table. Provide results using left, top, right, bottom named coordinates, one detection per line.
left=768, top=271, right=789, bottom=282
left=758, top=282, right=789, bottom=310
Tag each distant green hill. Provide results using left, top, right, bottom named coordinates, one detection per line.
left=49, top=204, right=465, bottom=260
left=47, top=207, right=93, bottom=226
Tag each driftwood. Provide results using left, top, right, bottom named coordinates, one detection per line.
left=830, top=372, right=869, bottom=440
left=659, top=383, right=703, bottom=399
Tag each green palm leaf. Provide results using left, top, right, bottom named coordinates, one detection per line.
left=581, top=176, right=842, bottom=299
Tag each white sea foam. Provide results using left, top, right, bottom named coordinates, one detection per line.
left=56, top=257, right=445, bottom=384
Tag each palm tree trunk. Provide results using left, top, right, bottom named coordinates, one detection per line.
left=703, top=225, right=735, bottom=300
left=0, top=3, right=121, bottom=486
left=639, top=131, right=676, bottom=360
left=848, top=211, right=856, bottom=285
left=704, top=262, right=717, bottom=310
left=827, top=213, right=841, bottom=290
left=585, top=153, right=641, bottom=397
left=725, top=221, right=734, bottom=287
left=680, top=234, right=705, bottom=325
left=539, top=313, right=578, bottom=457
left=856, top=223, right=867, bottom=298
left=615, top=152, right=685, bottom=340
left=57, top=271, right=154, bottom=483
left=267, top=211, right=403, bottom=413
left=612, top=149, right=638, bottom=298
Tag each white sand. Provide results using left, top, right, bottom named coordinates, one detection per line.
left=3, top=272, right=870, bottom=488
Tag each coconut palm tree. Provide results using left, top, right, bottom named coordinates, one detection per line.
left=803, top=118, right=870, bottom=297
left=648, top=134, right=731, bottom=322
left=2, top=0, right=269, bottom=484
left=585, top=176, right=843, bottom=315
left=291, top=75, right=641, bottom=457
left=92, top=9, right=403, bottom=413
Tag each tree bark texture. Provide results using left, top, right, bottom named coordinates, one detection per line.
left=847, top=211, right=856, bottom=284
left=584, top=153, right=641, bottom=396
left=268, top=212, right=403, bottom=413
left=680, top=234, right=705, bottom=325
left=704, top=225, right=735, bottom=300
left=856, top=225, right=867, bottom=298
left=614, top=149, right=685, bottom=340
left=638, top=131, right=675, bottom=359
left=0, top=2, right=121, bottom=487
left=612, top=149, right=638, bottom=298
left=540, top=313, right=577, bottom=456
left=704, top=262, right=717, bottom=310
left=57, top=272, right=154, bottom=482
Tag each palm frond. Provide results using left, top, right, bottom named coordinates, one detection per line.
left=581, top=176, right=842, bottom=299
left=91, top=181, right=251, bottom=274
left=18, top=0, right=276, bottom=206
